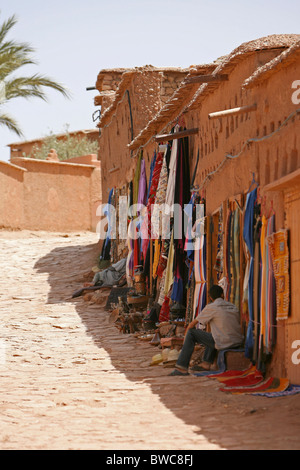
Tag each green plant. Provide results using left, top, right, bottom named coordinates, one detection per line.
left=29, top=128, right=99, bottom=161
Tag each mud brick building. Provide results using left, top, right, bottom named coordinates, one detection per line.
left=94, top=34, right=300, bottom=386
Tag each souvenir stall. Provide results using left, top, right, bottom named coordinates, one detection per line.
left=206, top=179, right=285, bottom=375
left=107, top=125, right=209, bottom=365
left=101, top=122, right=288, bottom=378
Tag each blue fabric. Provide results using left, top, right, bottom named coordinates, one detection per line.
left=102, top=188, right=114, bottom=258
left=170, top=276, right=184, bottom=303
left=243, top=188, right=257, bottom=359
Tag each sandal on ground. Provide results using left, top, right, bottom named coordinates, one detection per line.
left=191, top=362, right=212, bottom=371
left=169, top=369, right=189, bottom=376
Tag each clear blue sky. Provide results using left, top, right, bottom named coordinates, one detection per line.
left=1, top=0, right=299, bottom=161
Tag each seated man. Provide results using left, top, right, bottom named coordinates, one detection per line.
left=170, top=285, right=244, bottom=376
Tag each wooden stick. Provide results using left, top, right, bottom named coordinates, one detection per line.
left=108, top=166, right=120, bottom=173
left=150, top=239, right=153, bottom=295
left=208, top=104, right=257, bottom=120
left=186, top=74, right=228, bottom=84
left=155, top=128, right=198, bottom=142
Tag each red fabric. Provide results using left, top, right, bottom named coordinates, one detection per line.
left=220, top=376, right=275, bottom=394
left=159, top=296, right=170, bottom=322
left=209, top=365, right=256, bottom=380
left=220, top=369, right=264, bottom=388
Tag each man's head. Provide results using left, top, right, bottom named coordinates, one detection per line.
left=209, top=285, right=224, bottom=301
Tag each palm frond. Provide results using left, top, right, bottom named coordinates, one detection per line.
left=0, top=14, right=18, bottom=44
left=0, top=112, right=23, bottom=137
left=0, top=12, right=71, bottom=136
left=0, top=55, right=35, bottom=81
left=4, top=74, right=71, bottom=101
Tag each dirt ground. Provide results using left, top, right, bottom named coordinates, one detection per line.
left=0, top=229, right=299, bottom=451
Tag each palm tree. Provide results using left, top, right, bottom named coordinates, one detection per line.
left=0, top=13, right=70, bottom=137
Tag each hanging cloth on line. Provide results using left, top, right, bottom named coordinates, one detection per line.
left=243, top=187, right=258, bottom=360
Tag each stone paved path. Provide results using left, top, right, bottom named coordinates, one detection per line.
left=0, top=230, right=300, bottom=450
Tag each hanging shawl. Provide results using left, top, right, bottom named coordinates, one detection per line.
left=140, top=151, right=164, bottom=260
left=101, top=188, right=114, bottom=260
left=171, top=135, right=190, bottom=304
left=152, top=147, right=169, bottom=239
left=243, top=187, right=258, bottom=359
left=137, top=158, right=147, bottom=210
left=132, top=151, right=142, bottom=216
left=146, top=151, right=157, bottom=203
left=165, top=125, right=179, bottom=210
left=193, top=220, right=207, bottom=320
left=260, top=214, right=276, bottom=356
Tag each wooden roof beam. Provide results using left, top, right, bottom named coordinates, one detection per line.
left=155, top=127, right=198, bottom=143
left=186, top=74, right=228, bottom=84
left=208, top=103, right=257, bottom=119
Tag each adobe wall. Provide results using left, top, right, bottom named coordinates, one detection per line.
left=183, top=52, right=299, bottom=379
left=99, top=72, right=162, bottom=198
left=2, top=157, right=102, bottom=232
left=135, top=49, right=299, bottom=379
left=0, top=161, right=25, bottom=229
left=181, top=49, right=295, bottom=223
left=99, top=69, right=189, bottom=201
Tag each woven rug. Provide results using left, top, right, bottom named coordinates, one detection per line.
left=251, top=383, right=300, bottom=397
left=218, top=369, right=264, bottom=389
left=267, top=229, right=289, bottom=320
left=220, top=377, right=289, bottom=395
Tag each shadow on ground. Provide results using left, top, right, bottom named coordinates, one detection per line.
left=34, top=238, right=300, bottom=451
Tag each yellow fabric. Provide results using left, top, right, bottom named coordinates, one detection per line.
left=152, top=239, right=161, bottom=279
left=164, top=230, right=174, bottom=296
left=260, top=216, right=267, bottom=344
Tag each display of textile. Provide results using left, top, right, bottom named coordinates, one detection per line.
left=165, top=125, right=179, bottom=211
left=259, top=215, right=276, bottom=356
left=213, top=207, right=224, bottom=278
left=110, top=188, right=118, bottom=263
left=233, top=208, right=241, bottom=308
left=227, top=208, right=241, bottom=308
left=252, top=211, right=262, bottom=363
left=101, top=188, right=114, bottom=261
left=137, top=157, right=147, bottom=210
left=146, top=151, right=157, bottom=203
left=193, top=227, right=207, bottom=321
left=267, top=229, right=290, bottom=320
left=224, top=209, right=232, bottom=301
left=152, top=239, right=161, bottom=279
left=141, top=151, right=164, bottom=258
left=151, top=147, right=169, bottom=239
left=126, top=219, right=135, bottom=285
left=185, top=273, right=195, bottom=325
left=164, top=228, right=175, bottom=296
left=242, top=187, right=258, bottom=359
left=132, top=151, right=142, bottom=216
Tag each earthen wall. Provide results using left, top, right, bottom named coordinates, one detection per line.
left=0, top=157, right=101, bottom=232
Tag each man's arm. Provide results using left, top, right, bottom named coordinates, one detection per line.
left=186, top=317, right=199, bottom=331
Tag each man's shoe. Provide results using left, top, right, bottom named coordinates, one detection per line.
left=169, top=369, right=189, bottom=376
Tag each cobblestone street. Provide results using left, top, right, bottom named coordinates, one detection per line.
left=0, top=230, right=299, bottom=450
